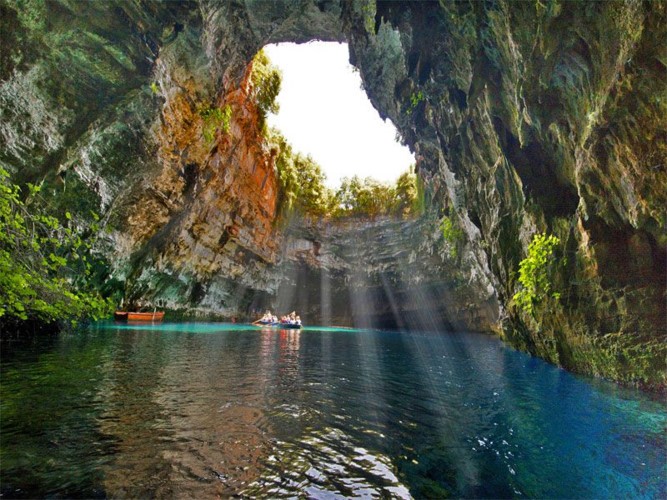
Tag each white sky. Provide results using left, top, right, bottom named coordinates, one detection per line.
left=264, top=42, right=414, bottom=189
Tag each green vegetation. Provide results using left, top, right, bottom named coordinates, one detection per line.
left=439, top=214, right=464, bottom=258
left=268, top=127, right=423, bottom=220
left=333, top=170, right=420, bottom=219
left=268, top=128, right=423, bottom=221
left=335, top=176, right=389, bottom=218
left=0, top=167, right=113, bottom=326
left=249, top=49, right=282, bottom=132
left=267, top=129, right=332, bottom=218
left=359, top=0, right=377, bottom=33
left=150, top=81, right=159, bottom=94
left=513, top=233, right=562, bottom=315
left=200, top=104, right=232, bottom=143
left=408, top=91, right=425, bottom=113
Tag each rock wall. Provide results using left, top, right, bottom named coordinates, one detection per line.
left=1, top=0, right=664, bottom=387
left=351, top=0, right=666, bottom=387
left=272, top=213, right=498, bottom=332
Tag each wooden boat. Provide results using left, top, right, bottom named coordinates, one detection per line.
left=114, top=311, right=165, bottom=322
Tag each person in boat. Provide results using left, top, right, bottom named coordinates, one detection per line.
left=280, top=312, right=301, bottom=326
left=256, top=310, right=277, bottom=324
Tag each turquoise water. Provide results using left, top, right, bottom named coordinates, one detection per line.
left=1, top=322, right=665, bottom=498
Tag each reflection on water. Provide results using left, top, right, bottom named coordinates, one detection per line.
left=1, top=323, right=665, bottom=498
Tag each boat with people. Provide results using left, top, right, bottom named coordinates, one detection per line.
left=255, top=320, right=280, bottom=326
left=114, top=311, right=165, bottom=322
left=252, top=310, right=303, bottom=329
left=252, top=311, right=279, bottom=326
left=279, top=311, right=303, bottom=329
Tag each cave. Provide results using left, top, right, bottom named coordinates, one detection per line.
left=1, top=0, right=664, bottom=386
left=1, top=1, right=666, bottom=497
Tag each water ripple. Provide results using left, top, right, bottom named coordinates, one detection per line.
left=0, top=324, right=665, bottom=498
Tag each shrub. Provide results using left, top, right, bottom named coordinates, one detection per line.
left=439, top=215, right=464, bottom=258
left=513, top=232, right=562, bottom=315
left=0, top=166, right=114, bottom=325
left=249, top=49, right=282, bottom=132
left=200, top=104, right=232, bottom=143
left=408, top=90, right=424, bottom=113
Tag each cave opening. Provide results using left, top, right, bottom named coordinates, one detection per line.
left=262, top=41, right=415, bottom=190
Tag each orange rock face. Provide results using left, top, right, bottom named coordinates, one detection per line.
left=124, top=57, right=280, bottom=283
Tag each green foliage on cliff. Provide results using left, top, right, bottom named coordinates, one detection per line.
left=250, top=49, right=282, bottom=131
left=439, top=214, right=464, bottom=258
left=332, top=171, right=420, bottom=219
left=408, top=90, right=425, bottom=113
left=200, top=104, right=232, bottom=143
left=268, top=129, right=333, bottom=218
left=0, top=167, right=113, bottom=326
left=358, top=0, right=377, bottom=33
left=268, top=128, right=422, bottom=220
left=513, top=233, right=561, bottom=315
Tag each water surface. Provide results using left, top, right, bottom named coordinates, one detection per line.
left=1, top=322, right=665, bottom=498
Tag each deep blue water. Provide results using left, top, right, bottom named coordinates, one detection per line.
left=1, top=322, right=665, bottom=498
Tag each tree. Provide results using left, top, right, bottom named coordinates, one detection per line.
left=267, top=128, right=423, bottom=221
left=333, top=176, right=362, bottom=216
left=394, top=166, right=418, bottom=216
left=332, top=175, right=408, bottom=219
left=293, top=154, right=332, bottom=218
left=249, top=49, right=282, bottom=131
left=267, top=129, right=333, bottom=219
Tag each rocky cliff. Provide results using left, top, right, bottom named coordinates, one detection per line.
left=273, top=213, right=498, bottom=332
left=1, top=0, right=664, bottom=388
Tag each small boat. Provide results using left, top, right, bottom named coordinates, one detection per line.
left=280, top=322, right=302, bottom=330
left=114, top=311, right=165, bottom=322
left=253, top=320, right=280, bottom=327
